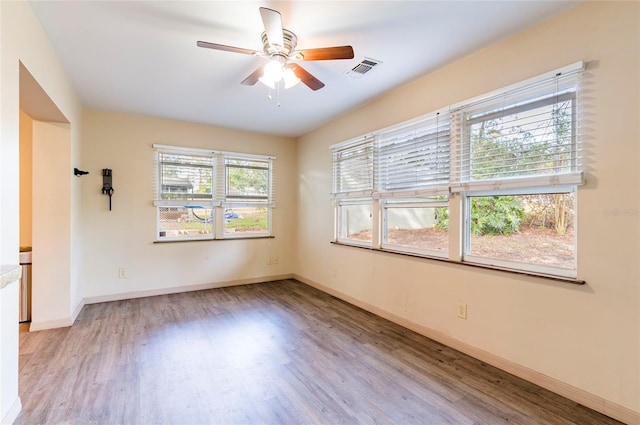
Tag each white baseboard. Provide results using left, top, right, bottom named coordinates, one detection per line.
left=29, top=317, right=74, bottom=332
left=71, top=297, right=85, bottom=323
left=83, top=274, right=294, bottom=305
left=28, top=275, right=293, bottom=331
left=1, top=397, right=21, bottom=425
left=293, top=274, right=640, bottom=425
left=28, top=298, right=84, bottom=332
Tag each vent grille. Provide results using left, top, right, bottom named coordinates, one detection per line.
left=345, top=57, right=382, bottom=78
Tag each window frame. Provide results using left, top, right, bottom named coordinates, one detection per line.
left=381, top=197, right=449, bottom=258
left=336, top=198, right=374, bottom=247
left=330, top=61, right=585, bottom=281
left=153, top=145, right=275, bottom=242
left=221, top=155, right=274, bottom=239
left=461, top=186, right=577, bottom=278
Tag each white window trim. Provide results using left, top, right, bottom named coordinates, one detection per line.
left=461, top=186, right=578, bottom=278
left=463, top=255, right=577, bottom=279
left=156, top=205, right=215, bottom=242
left=222, top=205, right=272, bottom=239
left=380, top=198, right=449, bottom=258
left=335, top=199, right=374, bottom=247
left=330, top=62, right=586, bottom=281
left=154, top=144, right=276, bottom=242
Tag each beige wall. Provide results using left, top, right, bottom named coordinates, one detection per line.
left=80, top=110, right=297, bottom=300
left=1, top=1, right=83, bottom=421
left=1, top=1, right=638, bottom=424
left=19, top=110, right=33, bottom=248
left=296, top=1, right=639, bottom=419
left=32, top=121, right=72, bottom=327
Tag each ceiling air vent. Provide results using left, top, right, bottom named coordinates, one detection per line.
left=345, top=57, right=382, bottom=78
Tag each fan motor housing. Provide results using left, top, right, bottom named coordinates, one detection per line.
left=261, top=28, right=298, bottom=61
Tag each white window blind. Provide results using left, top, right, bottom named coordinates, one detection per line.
left=378, top=112, right=450, bottom=197
left=154, top=145, right=275, bottom=206
left=451, top=66, right=584, bottom=192
left=331, top=137, right=375, bottom=198
left=156, top=149, right=215, bottom=205
left=223, top=156, right=274, bottom=207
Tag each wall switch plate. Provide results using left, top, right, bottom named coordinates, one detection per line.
left=118, top=268, right=127, bottom=278
left=457, top=303, right=468, bottom=319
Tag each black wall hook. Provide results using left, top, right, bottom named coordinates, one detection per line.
left=74, top=168, right=89, bottom=177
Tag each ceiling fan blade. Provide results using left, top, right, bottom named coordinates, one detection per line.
left=259, top=7, right=284, bottom=48
left=297, top=46, right=355, bottom=61
left=288, top=63, right=325, bottom=91
left=197, top=41, right=259, bottom=56
left=241, top=64, right=266, bottom=86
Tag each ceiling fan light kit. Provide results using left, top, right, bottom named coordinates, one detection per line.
left=259, top=59, right=301, bottom=89
left=197, top=7, right=354, bottom=101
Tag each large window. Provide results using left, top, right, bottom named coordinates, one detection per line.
left=331, top=62, right=585, bottom=279
left=154, top=145, right=275, bottom=241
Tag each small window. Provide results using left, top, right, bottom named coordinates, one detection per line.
left=463, top=191, right=576, bottom=276
left=158, top=206, right=214, bottom=241
left=465, top=92, right=577, bottom=182
left=223, top=207, right=270, bottom=236
left=158, top=151, right=214, bottom=201
left=382, top=197, right=448, bottom=257
left=337, top=200, right=372, bottom=246
left=225, top=158, right=270, bottom=202
left=332, top=138, right=375, bottom=197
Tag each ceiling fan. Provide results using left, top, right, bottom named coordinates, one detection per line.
left=197, top=7, right=354, bottom=91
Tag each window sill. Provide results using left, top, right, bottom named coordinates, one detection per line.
left=330, top=241, right=585, bottom=285
left=155, top=235, right=275, bottom=244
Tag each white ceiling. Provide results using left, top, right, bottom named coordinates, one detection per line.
left=29, top=1, right=578, bottom=138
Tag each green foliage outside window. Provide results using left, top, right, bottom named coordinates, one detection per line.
left=434, top=97, right=573, bottom=236
left=435, top=196, right=523, bottom=236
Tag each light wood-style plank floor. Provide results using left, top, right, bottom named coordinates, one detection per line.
left=16, top=279, right=621, bottom=425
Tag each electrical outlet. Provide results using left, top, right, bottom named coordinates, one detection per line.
left=272, top=255, right=279, bottom=264
left=457, top=303, right=468, bottom=319
left=118, top=268, right=127, bottom=279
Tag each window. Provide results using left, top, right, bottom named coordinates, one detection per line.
left=156, top=149, right=216, bottom=241
left=452, top=68, right=583, bottom=277
left=331, top=61, right=585, bottom=279
left=332, top=138, right=375, bottom=246
left=382, top=197, right=449, bottom=256
left=154, top=145, right=275, bottom=241
left=378, top=112, right=451, bottom=257
left=464, top=191, right=576, bottom=273
left=337, top=199, right=373, bottom=245
left=223, top=157, right=273, bottom=237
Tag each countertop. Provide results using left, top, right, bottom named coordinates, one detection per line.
left=0, top=265, right=21, bottom=289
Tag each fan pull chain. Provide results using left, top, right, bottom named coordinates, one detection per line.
left=277, top=81, right=281, bottom=107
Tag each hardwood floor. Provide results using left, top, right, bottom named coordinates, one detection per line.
left=16, top=279, right=621, bottom=425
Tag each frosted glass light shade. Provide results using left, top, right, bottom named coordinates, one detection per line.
left=259, top=60, right=300, bottom=89
left=259, top=61, right=283, bottom=88
left=283, top=68, right=300, bottom=88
